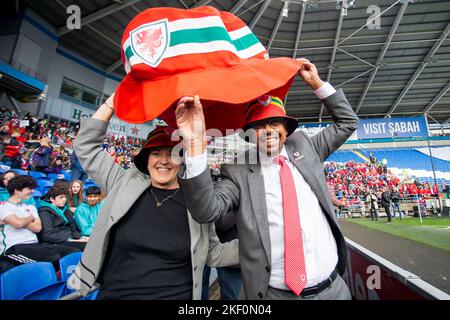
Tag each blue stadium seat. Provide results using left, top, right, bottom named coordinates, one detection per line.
left=29, top=171, right=47, bottom=179
left=362, top=148, right=450, bottom=172
left=83, top=183, right=98, bottom=190
left=47, top=173, right=65, bottom=181
left=63, top=170, right=72, bottom=181
left=0, top=262, right=57, bottom=300
left=325, top=151, right=361, bottom=163
left=59, top=252, right=82, bottom=282
left=22, top=281, right=66, bottom=300
left=80, top=290, right=99, bottom=300
left=32, top=190, right=42, bottom=198
left=37, top=180, right=54, bottom=195
left=11, top=169, right=28, bottom=176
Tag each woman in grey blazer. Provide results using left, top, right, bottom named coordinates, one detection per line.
left=67, top=94, right=238, bottom=300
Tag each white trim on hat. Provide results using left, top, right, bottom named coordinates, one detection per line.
left=165, top=40, right=237, bottom=59
left=169, top=16, right=225, bottom=32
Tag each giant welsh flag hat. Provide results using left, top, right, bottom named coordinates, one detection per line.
left=114, top=6, right=302, bottom=133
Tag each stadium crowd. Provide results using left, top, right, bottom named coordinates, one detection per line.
left=0, top=106, right=143, bottom=172
left=0, top=105, right=447, bottom=297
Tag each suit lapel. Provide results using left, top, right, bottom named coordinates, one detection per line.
left=285, top=145, right=334, bottom=219
left=247, top=163, right=271, bottom=263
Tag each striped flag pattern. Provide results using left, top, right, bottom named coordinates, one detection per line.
left=122, top=15, right=266, bottom=72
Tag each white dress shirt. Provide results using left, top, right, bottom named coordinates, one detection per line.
left=259, top=147, right=338, bottom=289
left=185, top=82, right=338, bottom=289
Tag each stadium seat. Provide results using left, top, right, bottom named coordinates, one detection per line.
left=11, top=169, right=28, bottom=176
left=325, top=151, right=361, bottom=163
left=37, top=180, right=54, bottom=195
left=59, top=252, right=82, bottom=282
left=0, top=262, right=57, bottom=300
left=32, top=190, right=42, bottom=208
left=29, top=171, right=47, bottom=179
left=63, top=170, right=72, bottom=181
left=32, top=190, right=42, bottom=197
left=80, top=290, right=99, bottom=300
left=22, top=281, right=66, bottom=300
left=47, top=173, right=66, bottom=181
left=83, top=183, right=97, bottom=190
left=362, top=148, right=450, bottom=172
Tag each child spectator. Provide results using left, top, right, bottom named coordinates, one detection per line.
left=44, top=157, right=63, bottom=174
left=74, top=186, right=104, bottom=237
left=68, top=180, right=83, bottom=213
left=0, top=176, right=79, bottom=264
left=0, top=171, right=36, bottom=206
left=30, top=138, right=52, bottom=172
left=38, top=186, right=87, bottom=250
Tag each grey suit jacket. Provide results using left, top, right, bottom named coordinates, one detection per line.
left=68, top=118, right=238, bottom=299
left=179, top=89, right=359, bottom=299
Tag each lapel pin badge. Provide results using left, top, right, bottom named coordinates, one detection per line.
left=294, top=152, right=304, bottom=161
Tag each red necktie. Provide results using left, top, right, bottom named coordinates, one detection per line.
left=274, top=155, right=307, bottom=295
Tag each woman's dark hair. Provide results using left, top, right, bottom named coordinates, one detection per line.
left=7, top=176, right=37, bottom=195
left=85, top=186, right=101, bottom=196
left=0, top=171, right=19, bottom=188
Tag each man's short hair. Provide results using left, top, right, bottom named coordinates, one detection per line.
left=7, top=176, right=37, bottom=195
left=85, top=186, right=101, bottom=196
left=45, top=186, right=68, bottom=201
left=54, top=180, right=70, bottom=193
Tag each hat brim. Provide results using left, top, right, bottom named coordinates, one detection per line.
left=133, top=141, right=181, bottom=174
left=240, top=116, right=298, bottom=141
left=133, top=148, right=150, bottom=175
left=115, top=57, right=302, bottom=135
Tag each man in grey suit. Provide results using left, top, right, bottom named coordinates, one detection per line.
left=176, top=58, right=359, bottom=300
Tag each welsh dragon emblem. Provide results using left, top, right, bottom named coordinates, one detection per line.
left=130, top=19, right=169, bottom=68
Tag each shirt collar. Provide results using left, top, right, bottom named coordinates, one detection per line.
left=259, top=146, right=289, bottom=166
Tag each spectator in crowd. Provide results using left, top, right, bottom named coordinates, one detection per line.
left=381, top=187, right=393, bottom=223
left=0, top=134, right=11, bottom=161
left=68, top=180, right=84, bottom=212
left=214, top=207, right=242, bottom=300
left=37, top=186, right=87, bottom=250
left=70, top=150, right=87, bottom=181
left=31, top=138, right=53, bottom=172
left=202, top=206, right=242, bottom=300
left=74, top=186, right=103, bottom=237
left=0, top=171, right=36, bottom=206
left=0, top=176, right=79, bottom=265
left=3, top=132, right=21, bottom=163
left=365, top=189, right=379, bottom=221
left=44, top=157, right=64, bottom=174
left=443, top=183, right=450, bottom=198
left=390, top=187, right=403, bottom=219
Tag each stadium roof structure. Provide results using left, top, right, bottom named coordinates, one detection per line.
left=19, top=0, right=450, bottom=124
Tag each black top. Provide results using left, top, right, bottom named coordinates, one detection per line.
left=97, top=186, right=192, bottom=300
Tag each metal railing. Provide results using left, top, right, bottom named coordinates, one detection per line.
left=6, top=58, right=47, bottom=83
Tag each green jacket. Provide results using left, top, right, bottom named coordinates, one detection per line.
left=74, top=201, right=104, bottom=236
